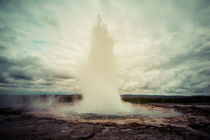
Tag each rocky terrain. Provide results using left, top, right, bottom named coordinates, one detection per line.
left=0, top=103, right=210, bottom=140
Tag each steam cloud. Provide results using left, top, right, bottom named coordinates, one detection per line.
left=74, top=16, right=132, bottom=114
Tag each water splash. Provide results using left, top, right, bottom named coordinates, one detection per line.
left=74, top=16, right=132, bottom=114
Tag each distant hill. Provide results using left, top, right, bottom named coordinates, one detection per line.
left=121, top=94, right=210, bottom=103
left=0, top=94, right=209, bottom=104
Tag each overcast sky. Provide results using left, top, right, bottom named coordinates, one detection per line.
left=0, top=0, right=210, bottom=95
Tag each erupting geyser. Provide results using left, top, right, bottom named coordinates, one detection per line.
left=67, top=16, right=179, bottom=118
left=76, top=16, right=132, bottom=114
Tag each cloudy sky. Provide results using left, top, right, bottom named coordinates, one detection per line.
left=0, top=0, right=210, bottom=95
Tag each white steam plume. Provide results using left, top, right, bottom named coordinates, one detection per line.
left=75, top=16, right=132, bottom=114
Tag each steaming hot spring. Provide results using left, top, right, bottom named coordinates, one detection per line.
left=1, top=2, right=210, bottom=139
left=21, top=16, right=180, bottom=122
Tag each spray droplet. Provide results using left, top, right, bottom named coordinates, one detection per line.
left=76, top=16, right=132, bottom=114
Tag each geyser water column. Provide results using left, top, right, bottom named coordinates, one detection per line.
left=77, top=16, right=131, bottom=114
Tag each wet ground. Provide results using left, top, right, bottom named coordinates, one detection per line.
left=0, top=103, right=210, bottom=140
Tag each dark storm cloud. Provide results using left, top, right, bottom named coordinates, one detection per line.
left=158, top=47, right=210, bottom=70
left=0, top=54, right=73, bottom=84
left=0, top=75, right=7, bottom=83
left=53, top=73, right=74, bottom=80
left=0, top=55, right=12, bottom=66
left=199, top=69, right=210, bottom=76
left=0, top=55, right=38, bottom=70
left=10, top=73, right=33, bottom=81
left=0, top=55, right=38, bottom=84
left=177, top=68, right=210, bottom=93
left=0, top=45, right=6, bottom=50
left=0, top=53, right=75, bottom=93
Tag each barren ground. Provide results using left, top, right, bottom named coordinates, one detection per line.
left=0, top=103, right=210, bottom=140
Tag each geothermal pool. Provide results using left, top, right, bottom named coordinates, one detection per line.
left=0, top=95, right=210, bottom=140
left=54, top=102, right=180, bottom=118
left=0, top=94, right=181, bottom=121
left=30, top=101, right=181, bottom=122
